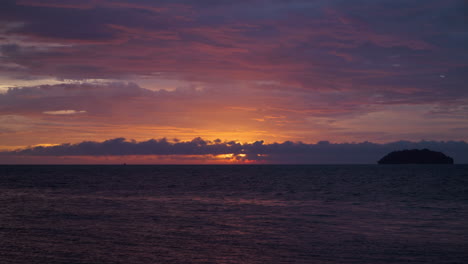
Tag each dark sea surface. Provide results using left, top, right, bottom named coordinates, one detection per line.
left=0, top=165, right=467, bottom=264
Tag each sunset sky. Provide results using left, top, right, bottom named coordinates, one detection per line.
left=1, top=0, right=467, bottom=163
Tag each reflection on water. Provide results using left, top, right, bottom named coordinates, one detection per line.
left=1, top=165, right=467, bottom=263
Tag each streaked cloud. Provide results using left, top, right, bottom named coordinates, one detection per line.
left=43, top=110, right=87, bottom=115
left=0, top=81, right=467, bottom=152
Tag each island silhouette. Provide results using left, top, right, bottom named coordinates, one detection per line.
left=378, top=149, right=454, bottom=164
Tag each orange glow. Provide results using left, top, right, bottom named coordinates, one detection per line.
left=0, top=154, right=262, bottom=165
left=214, top=153, right=252, bottom=164
left=216, top=154, right=235, bottom=159
left=32, top=143, right=61, bottom=147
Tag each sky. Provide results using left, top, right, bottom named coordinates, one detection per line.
left=0, top=0, right=467, bottom=164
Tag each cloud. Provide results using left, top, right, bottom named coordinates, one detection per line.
left=0, top=0, right=467, bottom=147
left=0, top=81, right=467, bottom=150
left=0, top=82, right=152, bottom=116
left=1, top=0, right=466, bottom=88
left=2, top=137, right=467, bottom=164
left=43, top=110, right=86, bottom=115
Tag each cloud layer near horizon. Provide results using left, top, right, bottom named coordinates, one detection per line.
left=2, top=137, right=467, bottom=164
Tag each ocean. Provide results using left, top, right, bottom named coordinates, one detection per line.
left=0, top=165, right=467, bottom=263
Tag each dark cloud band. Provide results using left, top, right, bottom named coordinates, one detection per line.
left=3, top=137, right=467, bottom=164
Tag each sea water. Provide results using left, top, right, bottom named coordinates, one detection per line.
left=0, top=165, right=467, bottom=263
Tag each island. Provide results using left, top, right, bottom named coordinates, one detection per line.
left=378, top=149, right=454, bottom=164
